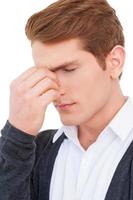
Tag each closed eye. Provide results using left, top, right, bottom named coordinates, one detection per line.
left=62, top=68, right=76, bottom=72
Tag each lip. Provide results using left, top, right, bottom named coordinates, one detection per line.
left=56, top=103, right=75, bottom=110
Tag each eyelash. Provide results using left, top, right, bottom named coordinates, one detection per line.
left=63, top=68, right=76, bottom=72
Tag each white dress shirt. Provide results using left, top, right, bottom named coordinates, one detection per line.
left=50, top=96, right=133, bottom=200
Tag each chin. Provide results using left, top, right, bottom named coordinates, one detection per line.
left=60, top=117, right=80, bottom=126
left=60, top=113, right=94, bottom=127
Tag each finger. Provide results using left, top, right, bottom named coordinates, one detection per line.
left=23, top=67, right=58, bottom=90
left=37, top=66, right=57, bottom=82
left=25, top=77, right=59, bottom=97
left=15, top=66, right=37, bottom=82
left=39, top=89, right=60, bottom=107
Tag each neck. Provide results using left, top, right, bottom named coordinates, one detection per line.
left=78, top=85, right=127, bottom=150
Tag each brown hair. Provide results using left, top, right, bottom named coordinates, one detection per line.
left=25, top=0, right=125, bottom=80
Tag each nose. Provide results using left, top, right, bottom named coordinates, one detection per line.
left=56, top=75, right=65, bottom=96
left=59, top=88, right=65, bottom=96
left=57, top=83, right=65, bottom=96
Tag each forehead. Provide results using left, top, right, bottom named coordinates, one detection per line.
left=32, top=38, right=84, bottom=68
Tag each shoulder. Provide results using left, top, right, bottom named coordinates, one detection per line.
left=35, top=129, right=58, bottom=146
left=36, top=129, right=58, bottom=142
left=34, top=129, right=58, bottom=158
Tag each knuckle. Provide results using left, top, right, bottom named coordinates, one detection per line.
left=23, top=93, right=32, bottom=104
left=10, top=79, right=16, bottom=90
left=10, top=80, right=26, bottom=96
left=15, top=84, right=26, bottom=96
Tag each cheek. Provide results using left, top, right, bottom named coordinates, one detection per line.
left=76, top=70, right=111, bottom=105
left=58, top=68, right=111, bottom=102
left=82, top=77, right=111, bottom=112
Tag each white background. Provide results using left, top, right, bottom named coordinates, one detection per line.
left=0, top=0, right=132, bottom=132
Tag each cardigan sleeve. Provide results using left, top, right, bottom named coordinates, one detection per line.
left=0, top=120, right=36, bottom=200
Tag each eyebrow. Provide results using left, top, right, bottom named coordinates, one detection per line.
left=48, top=60, right=80, bottom=72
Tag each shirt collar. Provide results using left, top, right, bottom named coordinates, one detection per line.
left=109, top=96, right=133, bottom=141
left=52, top=125, right=78, bottom=144
left=53, top=96, right=133, bottom=143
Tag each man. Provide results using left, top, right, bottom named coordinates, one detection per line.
left=0, top=0, right=133, bottom=199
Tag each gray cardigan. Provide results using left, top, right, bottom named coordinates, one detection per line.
left=0, top=120, right=133, bottom=200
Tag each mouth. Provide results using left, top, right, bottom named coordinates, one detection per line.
left=55, top=103, right=76, bottom=110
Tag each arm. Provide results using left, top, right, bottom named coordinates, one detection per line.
left=0, top=66, right=60, bottom=199
left=0, top=120, right=36, bottom=200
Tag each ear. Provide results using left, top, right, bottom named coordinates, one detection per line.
left=106, top=45, right=126, bottom=80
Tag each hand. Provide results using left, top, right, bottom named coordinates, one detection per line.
left=8, top=66, right=60, bottom=136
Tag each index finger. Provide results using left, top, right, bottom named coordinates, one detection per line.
left=37, top=66, right=59, bottom=83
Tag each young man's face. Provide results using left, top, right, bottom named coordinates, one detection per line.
left=32, top=38, right=114, bottom=126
